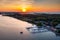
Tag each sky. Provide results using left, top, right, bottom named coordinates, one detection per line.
left=0, top=0, right=60, bottom=12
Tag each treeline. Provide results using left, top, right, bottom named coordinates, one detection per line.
left=0, top=12, right=60, bottom=27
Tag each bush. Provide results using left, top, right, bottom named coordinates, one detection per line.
left=37, top=22, right=42, bottom=26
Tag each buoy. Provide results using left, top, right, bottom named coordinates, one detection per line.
left=20, top=32, right=23, bottom=34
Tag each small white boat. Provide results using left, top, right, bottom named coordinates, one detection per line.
left=26, top=27, right=48, bottom=33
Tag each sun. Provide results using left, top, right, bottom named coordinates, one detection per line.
left=22, top=8, right=27, bottom=12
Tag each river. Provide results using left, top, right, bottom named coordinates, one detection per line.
left=0, top=15, right=60, bottom=40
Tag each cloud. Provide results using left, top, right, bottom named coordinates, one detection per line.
left=34, top=0, right=60, bottom=4
left=0, top=0, right=59, bottom=9
left=0, top=0, right=59, bottom=6
left=0, top=0, right=34, bottom=7
left=0, top=0, right=20, bottom=5
left=33, top=0, right=60, bottom=7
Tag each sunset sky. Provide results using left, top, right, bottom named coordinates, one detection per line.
left=0, top=0, right=60, bottom=12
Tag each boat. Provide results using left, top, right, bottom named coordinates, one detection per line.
left=55, top=24, right=60, bottom=36
left=26, top=27, right=49, bottom=33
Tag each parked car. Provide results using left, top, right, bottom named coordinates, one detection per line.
left=55, top=24, right=60, bottom=35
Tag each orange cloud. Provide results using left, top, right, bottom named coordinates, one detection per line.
left=0, top=5, right=60, bottom=12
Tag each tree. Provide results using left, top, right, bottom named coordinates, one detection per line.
left=37, top=22, right=43, bottom=28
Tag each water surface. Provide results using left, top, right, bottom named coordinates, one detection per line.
left=0, top=15, right=60, bottom=40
